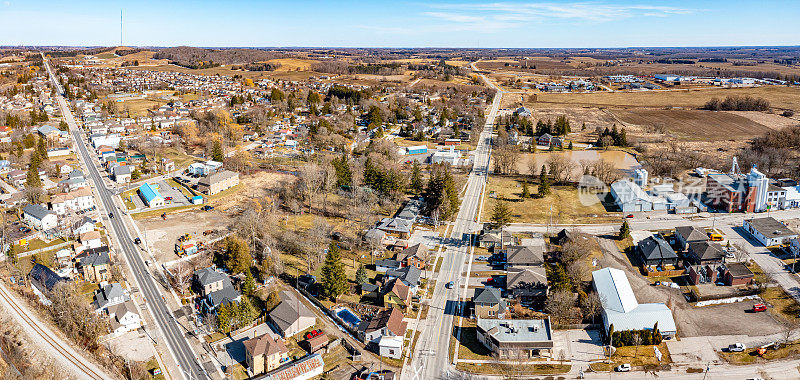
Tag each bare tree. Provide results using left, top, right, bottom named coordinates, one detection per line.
left=546, top=154, right=575, bottom=184
left=590, top=158, right=620, bottom=184
left=632, top=333, right=643, bottom=359
left=545, top=289, right=575, bottom=325
left=582, top=290, right=604, bottom=325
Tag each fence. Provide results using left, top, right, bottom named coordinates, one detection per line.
left=689, top=288, right=760, bottom=303
left=642, top=267, right=685, bottom=277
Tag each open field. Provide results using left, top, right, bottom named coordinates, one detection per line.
left=110, top=97, right=167, bottom=118
left=525, top=86, right=800, bottom=111
left=263, top=58, right=314, bottom=71
left=482, top=175, right=619, bottom=224
left=610, top=109, right=774, bottom=141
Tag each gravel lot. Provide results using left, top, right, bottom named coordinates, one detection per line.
left=135, top=209, right=232, bottom=263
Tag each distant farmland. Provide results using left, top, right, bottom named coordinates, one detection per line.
left=610, top=109, right=772, bottom=141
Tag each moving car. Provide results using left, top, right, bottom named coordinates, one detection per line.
left=614, top=364, right=631, bottom=372
left=109, top=212, right=114, bottom=218
left=752, top=303, right=767, bottom=312
left=475, top=256, right=489, bottom=261
left=445, top=281, right=455, bottom=289
left=134, top=237, right=141, bottom=244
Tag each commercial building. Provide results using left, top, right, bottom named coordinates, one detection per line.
left=476, top=317, right=554, bottom=359
left=743, top=217, right=798, bottom=246
left=138, top=183, right=164, bottom=207
left=592, top=268, right=677, bottom=338
left=198, top=170, right=239, bottom=195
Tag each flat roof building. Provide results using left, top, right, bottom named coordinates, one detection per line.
left=476, top=317, right=553, bottom=359
left=743, top=217, right=798, bottom=246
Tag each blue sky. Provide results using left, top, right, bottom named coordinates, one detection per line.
left=1, top=0, right=798, bottom=48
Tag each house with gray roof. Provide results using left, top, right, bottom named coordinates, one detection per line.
left=688, top=241, right=725, bottom=265
left=29, top=263, right=68, bottom=305
left=476, top=317, right=553, bottom=359
left=506, top=245, right=545, bottom=268
left=93, top=282, right=128, bottom=312
left=384, top=266, right=421, bottom=294
left=267, top=291, right=316, bottom=338
left=675, top=226, right=708, bottom=251
left=473, top=287, right=506, bottom=318
left=637, top=235, right=679, bottom=267
left=376, top=217, right=412, bottom=239
left=23, top=204, right=57, bottom=231
left=506, top=267, right=548, bottom=302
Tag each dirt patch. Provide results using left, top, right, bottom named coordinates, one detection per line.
left=135, top=209, right=232, bottom=263
left=610, top=109, right=772, bottom=141
left=725, top=111, right=798, bottom=130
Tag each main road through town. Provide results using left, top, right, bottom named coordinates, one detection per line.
left=43, top=55, right=206, bottom=380
left=402, top=63, right=502, bottom=380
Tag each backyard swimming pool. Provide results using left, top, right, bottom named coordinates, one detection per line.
left=335, top=306, right=361, bottom=328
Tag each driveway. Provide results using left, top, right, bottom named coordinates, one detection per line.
left=553, top=329, right=604, bottom=369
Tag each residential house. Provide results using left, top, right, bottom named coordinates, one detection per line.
left=506, top=245, right=545, bottom=268
left=107, top=300, right=142, bottom=335
left=384, top=266, right=422, bottom=294
left=687, top=241, right=725, bottom=265
left=375, top=259, right=401, bottom=273
left=476, top=317, right=554, bottom=359
left=637, top=236, right=679, bottom=267
left=112, top=165, right=132, bottom=184
left=382, top=278, right=411, bottom=311
left=267, top=291, right=316, bottom=338
left=396, top=243, right=428, bottom=269
left=506, top=266, right=548, bottom=303
left=674, top=226, right=708, bottom=251
left=197, top=170, right=239, bottom=195
left=359, top=307, right=407, bottom=345
left=93, top=283, right=128, bottom=313
left=76, top=249, right=110, bottom=282
left=244, top=333, right=289, bottom=375
left=23, top=204, right=57, bottom=231
left=29, top=263, right=68, bottom=305
left=687, top=262, right=753, bottom=286
left=378, top=335, right=404, bottom=359
left=376, top=217, right=412, bottom=239
left=478, top=229, right=513, bottom=250
left=49, top=187, right=95, bottom=215
left=193, top=267, right=240, bottom=312
left=71, top=216, right=95, bottom=236
left=472, top=287, right=506, bottom=319
left=80, top=231, right=103, bottom=250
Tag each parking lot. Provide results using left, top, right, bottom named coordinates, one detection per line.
left=128, top=179, right=192, bottom=211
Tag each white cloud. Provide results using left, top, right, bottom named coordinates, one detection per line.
left=422, top=2, right=696, bottom=30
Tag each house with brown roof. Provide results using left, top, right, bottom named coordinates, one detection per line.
left=382, top=279, right=411, bottom=311
left=688, top=241, right=725, bottom=265
left=396, top=243, right=428, bottom=269
left=507, top=267, right=548, bottom=303
left=359, top=307, right=407, bottom=344
left=506, top=245, right=545, bottom=268
left=244, top=333, right=289, bottom=375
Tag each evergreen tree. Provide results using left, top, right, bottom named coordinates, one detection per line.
left=237, top=297, right=259, bottom=327
left=331, top=155, right=352, bottom=188
left=211, top=140, right=225, bottom=162
left=618, top=220, right=631, bottom=240
left=37, top=137, right=47, bottom=160
left=321, top=243, right=348, bottom=301
left=538, top=165, right=551, bottom=197
left=224, top=236, right=252, bottom=274
left=355, top=264, right=367, bottom=284
left=242, top=270, right=256, bottom=296
left=217, top=303, right=232, bottom=333
left=131, top=167, right=141, bottom=180
left=410, top=161, right=423, bottom=195
left=490, top=201, right=512, bottom=229
left=521, top=181, right=530, bottom=198
left=568, top=141, right=573, bottom=150
left=25, top=162, right=41, bottom=189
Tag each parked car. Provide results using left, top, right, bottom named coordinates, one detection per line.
left=752, top=303, right=767, bottom=312
left=445, top=281, right=455, bottom=289
left=728, top=343, right=746, bottom=352
left=165, top=196, right=173, bottom=201
left=201, top=205, right=214, bottom=211
left=625, top=214, right=634, bottom=218
left=475, top=256, right=489, bottom=261
left=614, top=364, right=631, bottom=372
left=304, top=329, right=323, bottom=340
left=134, top=237, right=141, bottom=244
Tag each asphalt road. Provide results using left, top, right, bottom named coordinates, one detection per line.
left=44, top=57, right=206, bottom=380
left=403, top=64, right=501, bottom=380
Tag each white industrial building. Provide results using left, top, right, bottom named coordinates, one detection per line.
left=592, top=268, right=676, bottom=339
left=743, top=217, right=798, bottom=246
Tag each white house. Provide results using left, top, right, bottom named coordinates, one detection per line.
left=377, top=335, right=403, bottom=359
left=80, top=231, right=103, bottom=250
left=107, top=300, right=142, bottom=335
left=50, top=187, right=95, bottom=215
left=23, top=204, right=57, bottom=231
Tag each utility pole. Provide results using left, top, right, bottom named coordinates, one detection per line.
left=120, top=9, right=123, bottom=46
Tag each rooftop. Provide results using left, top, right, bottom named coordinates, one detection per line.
left=477, top=317, right=553, bottom=344
left=746, top=217, right=797, bottom=238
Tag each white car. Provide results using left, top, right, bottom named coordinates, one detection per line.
left=728, top=343, right=746, bottom=352
left=614, top=364, right=631, bottom=372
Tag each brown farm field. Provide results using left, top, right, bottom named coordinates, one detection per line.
left=526, top=86, right=800, bottom=110
left=610, top=109, right=774, bottom=141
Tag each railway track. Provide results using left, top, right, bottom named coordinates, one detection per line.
left=0, top=282, right=109, bottom=380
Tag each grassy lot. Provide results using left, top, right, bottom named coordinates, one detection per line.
left=22, top=237, right=68, bottom=252
left=760, top=286, right=800, bottom=325
left=482, top=175, right=619, bottom=224
left=456, top=317, right=492, bottom=360
left=131, top=204, right=198, bottom=220
left=611, top=342, right=672, bottom=367
left=720, top=340, right=800, bottom=365
left=113, top=98, right=167, bottom=118
left=121, top=188, right=138, bottom=210
left=162, top=147, right=196, bottom=168
left=456, top=362, right=571, bottom=376
left=208, top=184, right=243, bottom=202
left=144, top=358, right=166, bottom=380
left=611, top=109, right=773, bottom=142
